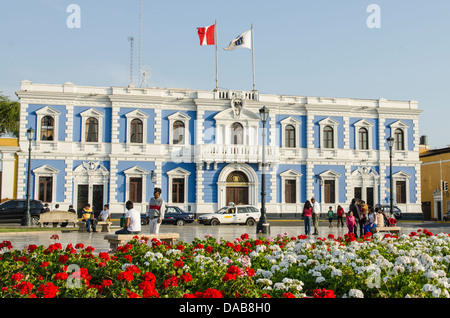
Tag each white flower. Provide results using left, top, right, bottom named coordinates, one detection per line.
left=348, top=289, right=364, bottom=298
left=316, top=276, right=325, bottom=283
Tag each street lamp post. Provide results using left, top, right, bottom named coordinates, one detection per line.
left=23, top=127, right=35, bottom=226
left=387, top=136, right=395, bottom=216
left=257, top=106, right=270, bottom=235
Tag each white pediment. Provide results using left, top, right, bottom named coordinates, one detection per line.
left=319, top=169, right=341, bottom=178
left=35, top=106, right=61, bottom=116
left=392, top=171, right=412, bottom=179
left=354, top=118, right=374, bottom=127
left=351, top=167, right=379, bottom=178
left=125, top=109, right=149, bottom=119
left=74, top=161, right=108, bottom=175
left=124, top=166, right=150, bottom=175
left=32, top=164, right=59, bottom=175
left=280, top=169, right=302, bottom=178
left=167, top=167, right=191, bottom=176
left=80, top=108, right=105, bottom=118
left=389, top=120, right=409, bottom=129
left=214, top=108, right=261, bottom=121
left=168, top=111, right=191, bottom=121
left=318, top=117, right=339, bottom=126
left=280, top=116, right=301, bottom=126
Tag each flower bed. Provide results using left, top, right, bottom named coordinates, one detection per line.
left=0, top=230, right=449, bottom=298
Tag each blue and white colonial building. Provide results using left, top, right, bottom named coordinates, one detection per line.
left=15, top=80, right=422, bottom=216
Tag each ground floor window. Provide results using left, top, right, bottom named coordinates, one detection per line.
left=172, top=178, right=185, bottom=203
left=324, top=180, right=335, bottom=203
left=396, top=180, right=406, bottom=204
left=39, top=176, right=53, bottom=202
left=285, top=179, right=296, bottom=203
left=129, top=177, right=143, bottom=203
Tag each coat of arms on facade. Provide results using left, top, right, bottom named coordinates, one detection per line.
left=231, top=92, right=245, bottom=118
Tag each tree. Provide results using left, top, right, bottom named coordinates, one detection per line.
left=0, top=93, right=19, bottom=137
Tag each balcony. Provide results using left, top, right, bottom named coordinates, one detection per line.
left=197, top=144, right=279, bottom=164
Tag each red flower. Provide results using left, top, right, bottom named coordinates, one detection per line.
left=179, top=273, right=193, bottom=283
left=101, top=279, right=113, bottom=287
left=282, top=292, right=296, bottom=298
left=241, top=233, right=249, bottom=240
left=202, top=288, right=223, bottom=298
left=50, top=234, right=59, bottom=240
left=58, top=255, right=69, bottom=264
left=13, top=281, right=34, bottom=295
left=162, top=275, right=178, bottom=289
left=222, top=273, right=237, bottom=282
left=37, top=282, right=59, bottom=298
left=75, top=243, right=84, bottom=249
left=205, top=246, right=214, bottom=253
left=117, top=271, right=134, bottom=282
left=127, top=290, right=141, bottom=298
left=173, top=260, right=184, bottom=268
left=53, top=272, right=69, bottom=281
left=27, top=244, right=38, bottom=253
left=11, top=272, right=24, bottom=282
left=142, top=272, right=156, bottom=283
left=40, top=261, right=50, bottom=268
left=313, top=288, right=336, bottom=298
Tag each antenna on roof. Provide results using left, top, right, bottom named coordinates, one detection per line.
left=138, top=0, right=143, bottom=87
left=128, top=36, right=134, bottom=87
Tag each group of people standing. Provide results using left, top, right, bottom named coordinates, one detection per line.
left=302, top=198, right=379, bottom=237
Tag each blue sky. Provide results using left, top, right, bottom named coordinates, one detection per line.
left=1, top=0, right=449, bottom=148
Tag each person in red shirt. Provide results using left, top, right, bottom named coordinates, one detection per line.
left=336, top=205, right=345, bottom=228
left=302, top=200, right=313, bottom=235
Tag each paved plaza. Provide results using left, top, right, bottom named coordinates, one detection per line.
left=1, top=220, right=449, bottom=254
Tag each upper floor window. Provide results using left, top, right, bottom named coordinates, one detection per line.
left=85, top=117, right=99, bottom=142
left=130, top=119, right=143, bottom=143
left=358, top=127, right=368, bottom=150
left=173, top=120, right=185, bottom=145
left=231, top=122, right=243, bottom=145
left=394, top=128, right=404, bottom=151
left=285, top=125, right=296, bottom=148
left=41, top=116, right=54, bottom=141
left=323, top=125, right=334, bottom=148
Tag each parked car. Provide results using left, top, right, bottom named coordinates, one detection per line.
left=140, top=206, right=195, bottom=226
left=0, top=199, right=44, bottom=225
left=443, top=212, right=450, bottom=221
left=198, top=205, right=260, bottom=226
left=377, top=204, right=402, bottom=219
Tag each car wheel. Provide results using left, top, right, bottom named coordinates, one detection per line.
left=245, top=218, right=256, bottom=226
left=176, top=219, right=185, bottom=226
left=210, top=219, right=220, bottom=226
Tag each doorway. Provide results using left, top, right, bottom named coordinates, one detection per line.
left=225, top=171, right=249, bottom=205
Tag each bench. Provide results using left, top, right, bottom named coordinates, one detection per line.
left=369, top=213, right=401, bottom=235
left=78, top=221, right=112, bottom=233
left=104, top=233, right=180, bottom=253
left=39, top=210, right=78, bottom=227
left=370, top=226, right=402, bottom=235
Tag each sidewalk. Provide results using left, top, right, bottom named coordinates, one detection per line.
left=0, top=221, right=448, bottom=254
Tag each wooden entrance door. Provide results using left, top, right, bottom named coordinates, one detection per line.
left=226, top=187, right=249, bottom=205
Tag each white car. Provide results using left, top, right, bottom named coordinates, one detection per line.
left=198, top=205, right=260, bottom=226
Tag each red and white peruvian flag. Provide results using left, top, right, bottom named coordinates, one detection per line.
left=197, top=24, right=215, bottom=45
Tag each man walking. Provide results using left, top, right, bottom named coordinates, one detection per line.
left=147, top=187, right=166, bottom=234
left=311, top=197, right=321, bottom=235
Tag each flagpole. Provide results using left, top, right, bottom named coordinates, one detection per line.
left=251, top=24, right=256, bottom=92
left=215, top=19, right=219, bottom=91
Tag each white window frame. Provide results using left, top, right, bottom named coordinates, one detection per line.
left=32, top=164, right=59, bottom=203
left=123, top=166, right=149, bottom=204
left=167, top=167, right=191, bottom=206
left=125, top=109, right=149, bottom=151
left=392, top=170, right=411, bottom=204
left=389, top=120, right=409, bottom=152
left=80, top=108, right=104, bottom=151
left=35, top=106, right=61, bottom=149
left=280, top=116, right=301, bottom=148
left=168, top=112, right=191, bottom=146
left=354, top=119, right=374, bottom=151
left=280, top=169, right=302, bottom=204
left=318, top=169, right=341, bottom=204
left=318, top=117, right=339, bottom=150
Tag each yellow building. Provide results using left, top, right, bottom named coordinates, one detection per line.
left=0, top=137, right=19, bottom=202
left=420, top=141, right=450, bottom=220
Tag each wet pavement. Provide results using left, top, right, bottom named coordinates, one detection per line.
left=1, top=220, right=449, bottom=254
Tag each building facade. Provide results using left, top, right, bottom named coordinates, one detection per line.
left=15, top=80, right=423, bottom=217
left=420, top=142, right=450, bottom=220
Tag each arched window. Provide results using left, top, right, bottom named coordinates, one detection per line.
left=130, top=118, right=143, bottom=143
left=231, top=122, right=243, bottom=145
left=323, top=125, right=334, bottom=148
left=85, top=117, right=99, bottom=142
left=41, top=116, right=54, bottom=141
left=173, top=120, right=185, bottom=145
left=394, top=128, right=404, bottom=150
left=285, top=124, right=295, bottom=148
left=358, top=127, right=368, bottom=150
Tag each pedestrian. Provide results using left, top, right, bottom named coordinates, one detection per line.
left=346, top=211, right=356, bottom=235
left=51, top=204, right=60, bottom=227
left=61, top=205, right=76, bottom=228
left=349, top=198, right=360, bottom=237
left=336, top=205, right=345, bottom=228
left=363, top=205, right=377, bottom=234
left=302, top=200, right=313, bottom=235
left=147, top=187, right=166, bottom=234
left=327, top=206, right=334, bottom=228
left=82, top=204, right=97, bottom=233
left=311, top=197, right=321, bottom=235
left=115, top=201, right=141, bottom=235
left=98, top=204, right=111, bottom=222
